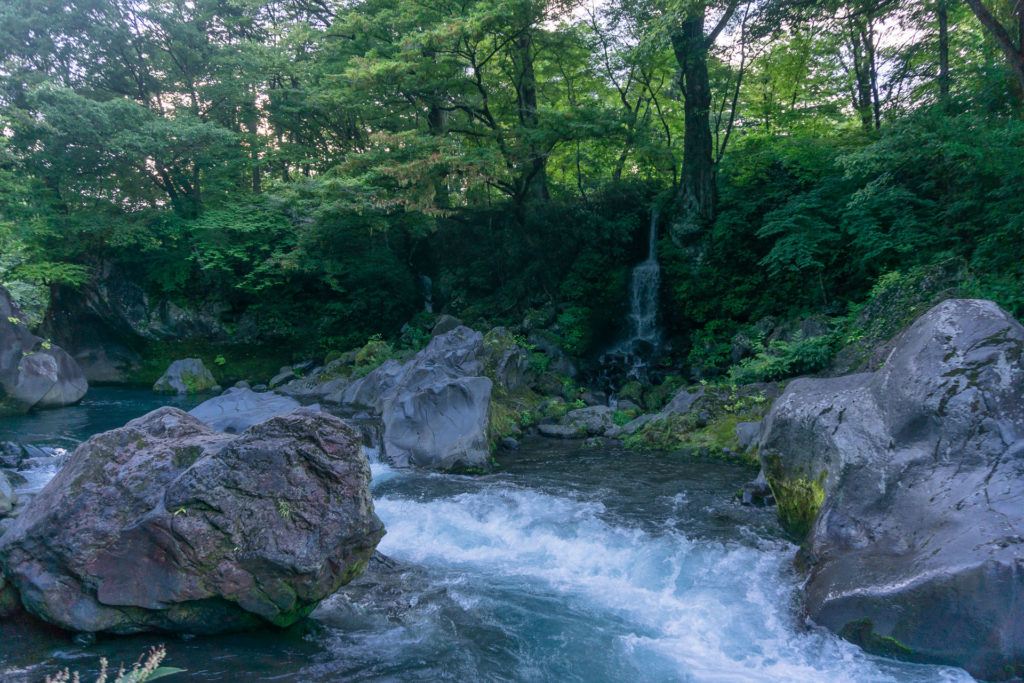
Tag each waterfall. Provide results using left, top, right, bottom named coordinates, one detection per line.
left=624, top=208, right=661, bottom=348
left=599, top=207, right=661, bottom=386
left=420, top=275, right=434, bottom=313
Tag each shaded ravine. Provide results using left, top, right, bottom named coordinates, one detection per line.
left=1, top=390, right=973, bottom=682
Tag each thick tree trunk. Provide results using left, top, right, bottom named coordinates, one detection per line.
left=964, top=0, right=1024, bottom=100
left=514, top=30, right=549, bottom=206
left=670, top=12, right=717, bottom=240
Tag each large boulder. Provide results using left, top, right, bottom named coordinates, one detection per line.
left=758, top=299, right=1024, bottom=680
left=1, top=287, right=88, bottom=415
left=0, top=407, right=384, bottom=634
left=153, top=358, right=219, bottom=395
left=382, top=376, right=492, bottom=469
left=189, top=387, right=304, bottom=433
left=340, top=327, right=492, bottom=470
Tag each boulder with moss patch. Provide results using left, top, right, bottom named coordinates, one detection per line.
left=758, top=299, right=1024, bottom=680
left=0, top=407, right=383, bottom=634
left=152, top=358, right=219, bottom=395
left=1, top=286, right=89, bottom=416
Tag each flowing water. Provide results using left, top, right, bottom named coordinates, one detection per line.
left=623, top=208, right=661, bottom=351
left=0, top=390, right=974, bottom=682
left=601, top=209, right=662, bottom=387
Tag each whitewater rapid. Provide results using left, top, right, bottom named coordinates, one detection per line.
left=363, top=462, right=971, bottom=683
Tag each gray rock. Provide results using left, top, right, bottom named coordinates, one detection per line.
left=431, top=314, right=463, bottom=337
left=500, top=437, right=520, bottom=450
left=233, top=380, right=251, bottom=390
left=152, top=358, right=219, bottom=395
left=758, top=299, right=1024, bottom=680
left=605, top=412, right=657, bottom=438
left=0, top=471, right=15, bottom=516
left=382, top=376, right=492, bottom=470
left=269, top=366, right=296, bottom=389
left=539, top=406, right=615, bottom=440
left=615, top=399, right=642, bottom=413
left=189, top=387, right=305, bottom=434
left=734, top=421, right=761, bottom=451
left=0, top=407, right=383, bottom=634
left=537, top=424, right=581, bottom=439
left=563, top=406, right=615, bottom=436
left=339, top=327, right=492, bottom=470
left=482, top=327, right=532, bottom=393
left=1, top=287, right=88, bottom=415
left=662, top=387, right=705, bottom=416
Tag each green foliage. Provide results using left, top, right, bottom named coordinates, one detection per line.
left=729, top=333, right=836, bottom=385
left=0, top=0, right=1020, bottom=381
left=352, top=336, right=397, bottom=378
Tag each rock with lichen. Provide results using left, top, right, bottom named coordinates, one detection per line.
left=758, top=299, right=1024, bottom=680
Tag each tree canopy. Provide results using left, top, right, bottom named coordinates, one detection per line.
left=1, top=0, right=1022, bottom=371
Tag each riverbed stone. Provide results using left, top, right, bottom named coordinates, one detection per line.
left=758, top=299, right=1024, bottom=680
left=1, top=286, right=88, bottom=416
left=189, top=387, right=305, bottom=433
left=0, top=471, right=15, bottom=516
left=0, top=407, right=384, bottom=634
left=152, top=358, right=219, bottom=395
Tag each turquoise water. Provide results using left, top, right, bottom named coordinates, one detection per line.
left=0, top=390, right=974, bottom=682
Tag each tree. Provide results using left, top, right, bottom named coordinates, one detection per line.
left=963, top=0, right=1024, bottom=99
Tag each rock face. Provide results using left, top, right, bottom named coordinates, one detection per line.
left=42, top=265, right=231, bottom=383
left=344, top=327, right=492, bottom=470
left=153, top=358, right=219, bottom=395
left=758, top=299, right=1024, bottom=680
left=1, top=287, right=88, bottom=416
left=0, top=407, right=384, bottom=634
left=189, top=387, right=304, bottom=433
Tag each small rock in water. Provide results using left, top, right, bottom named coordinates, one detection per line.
left=153, top=358, right=219, bottom=395
left=500, top=437, right=520, bottom=450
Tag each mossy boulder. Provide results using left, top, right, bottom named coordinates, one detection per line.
left=758, top=299, right=1024, bottom=680
left=622, top=383, right=777, bottom=461
left=1, top=286, right=89, bottom=415
left=0, top=407, right=383, bottom=634
left=152, top=358, right=219, bottom=395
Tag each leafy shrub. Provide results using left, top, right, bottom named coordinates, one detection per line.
left=729, top=333, right=836, bottom=384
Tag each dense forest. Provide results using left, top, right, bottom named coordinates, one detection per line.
left=1, top=0, right=1023, bottom=383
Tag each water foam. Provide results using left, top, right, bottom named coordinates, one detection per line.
left=374, top=485, right=973, bottom=683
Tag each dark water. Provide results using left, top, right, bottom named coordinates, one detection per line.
left=0, top=390, right=973, bottom=682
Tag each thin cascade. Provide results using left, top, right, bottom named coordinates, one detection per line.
left=599, top=207, right=662, bottom=386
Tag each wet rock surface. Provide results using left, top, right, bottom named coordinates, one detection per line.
left=759, top=299, right=1024, bottom=680
left=0, top=407, right=384, bottom=635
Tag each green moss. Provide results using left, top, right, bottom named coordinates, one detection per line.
left=622, top=384, right=768, bottom=465
left=840, top=619, right=916, bottom=660
left=765, top=455, right=826, bottom=539
left=173, top=445, right=203, bottom=468
left=618, top=381, right=644, bottom=405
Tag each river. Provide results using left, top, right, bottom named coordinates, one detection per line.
left=0, top=389, right=973, bottom=682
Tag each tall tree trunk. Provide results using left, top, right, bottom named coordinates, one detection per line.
left=427, top=102, right=450, bottom=210
left=964, top=0, right=1024, bottom=100
left=670, top=11, right=716, bottom=241
left=514, top=30, right=549, bottom=206
left=937, top=0, right=951, bottom=102
left=850, top=30, right=874, bottom=130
